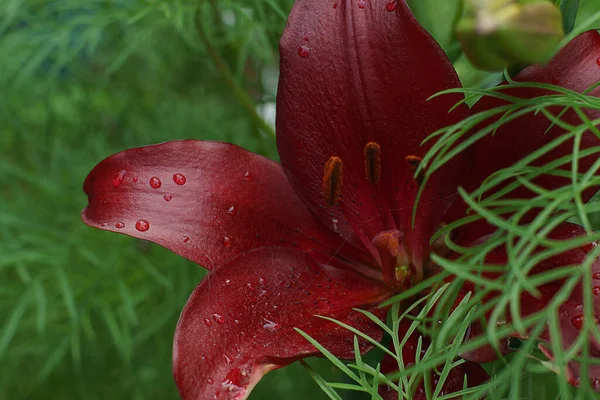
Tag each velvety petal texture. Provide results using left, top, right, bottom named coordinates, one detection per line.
left=378, top=321, right=489, bottom=399
left=173, top=248, right=390, bottom=400
left=459, top=223, right=600, bottom=389
left=277, top=0, right=471, bottom=271
left=82, top=140, right=371, bottom=270
left=469, top=30, right=600, bottom=201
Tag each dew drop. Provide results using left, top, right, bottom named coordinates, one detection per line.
left=571, top=314, right=584, bottom=329
left=150, top=176, right=162, bottom=189
left=594, top=272, right=600, bottom=280
left=333, top=2, right=338, bottom=8
left=222, top=236, right=232, bottom=247
left=115, top=222, right=125, bottom=229
left=163, top=194, right=173, bottom=202
left=386, top=0, right=397, bottom=11
left=204, top=318, right=212, bottom=327
left=358, top=0, right=366, bottom=9
left=594, top=286, right=600, bottom=296
left=596, top=57, right=600, bottom=67
left=135, top=220, right=150, bottom=232
left=207, top=378, right=214, bottom=384
left=183, top=236, right=190, bottom=243
left=212, top=313, right=225, bottom=324
left=100, top=222, right=108, bottom=227
left=133, top=176, right=139, bottom=183
left=173, top=173, right=186, bottom=185
left=298, top=45, right=310, bottom=58
left=113, top=170, right=127, bottom=187
left=226, top=205, right=237, bottom=216
left=244, top=171, right=253, bottom=181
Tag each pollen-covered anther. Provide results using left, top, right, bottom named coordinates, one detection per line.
left=364, top=142, right=381, bottom=184
left=323, top=156, right=343, bottom=206
left=405, top=155, right=424, bottom=185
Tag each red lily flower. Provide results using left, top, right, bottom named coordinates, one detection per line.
left=81, top=1, right=600, bottom=399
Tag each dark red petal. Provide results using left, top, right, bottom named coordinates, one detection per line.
left=470, top=31, right=600, bottom=200
left=276, top=0, right=470, bottom=269
left=459, top=223, right=600, bottom=390
left=173, top=248, right=390, bottom=400
left=82, top=140, right=372, bottom=270
left=379, top=320, right=488, bottom=399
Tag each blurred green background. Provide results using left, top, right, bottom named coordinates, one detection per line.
left=1, top=0, right=599, bottom=399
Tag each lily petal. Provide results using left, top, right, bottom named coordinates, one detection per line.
left=459, top=223, right=600, bottom=389
left=379, top=320, right=488, bottom=399
left=173, top=248, right=390, bottom=400
left=276, top=0, right=470, bottom=268
left=82, top=140, right=370, bottom=270
left=470, top=30, right=600, bottom=199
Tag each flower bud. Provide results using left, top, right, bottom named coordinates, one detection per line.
left=456, top=0, right=564, bottom=71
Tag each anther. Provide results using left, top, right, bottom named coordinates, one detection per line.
left=364, top=142, right=381, bottom=184
left=323, top=156, right=343, bottom=206
left=405, top=155, right=424, bottom=185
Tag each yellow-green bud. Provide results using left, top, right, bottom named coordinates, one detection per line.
left=456, top=0, right=564, bottom=71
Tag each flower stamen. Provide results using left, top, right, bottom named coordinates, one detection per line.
left=405, top=155, right=424, bottom=185
left=323, top=156, right=343, bottom=206
left=364, top=142, right=381, bottom=184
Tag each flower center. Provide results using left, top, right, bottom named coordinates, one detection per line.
left=372, top=229, right=415, bottom=289
left=321, top=141, right=429, bottom=290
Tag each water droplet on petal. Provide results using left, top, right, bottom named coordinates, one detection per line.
left=594, top=286, right=600, bottom=296
left=226, top=205, right=237, bottom=216
left=571, top=314, right=584, bottom=329
left=298, top=45, right=310, bottom=58
left=358, top=0, right=366, bottom=9
left=113, top=170, right=127, bottom=187
left=386, top=0, right=397, bottom=11
left=115, top=222, right=125, bottom=229
left=183, top=236, right=190, bottom=243
left=135, top=220, right=150, bottom=232
left=173, top=173, right=186, bottom=185
left=596, top=57, right=600, bottom=67
left=150, top=177, right=162, bottom=189
left=244, top=171, right=253, bottom=181
left=100, top=222, right=108, bottom=227
left=164, top=194, right=173, bottom=202
left=212, top=313, right=225, bottom=324
left=204, top=318, right=212, bottom=327
left=222, top=236, right=232, bottom=247
left=207, top=378, right=214, bottom=384
left=133, top=176, right=139, bottom=183
left=333, top=2, right=338, bottom=8
left=594, top=272, right=600, bottom=280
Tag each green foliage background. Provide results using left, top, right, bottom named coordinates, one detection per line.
left=0, top=0, right=598, bottom=399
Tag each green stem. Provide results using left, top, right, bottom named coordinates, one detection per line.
left=194, top=10, right=277, bottom=140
